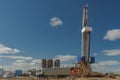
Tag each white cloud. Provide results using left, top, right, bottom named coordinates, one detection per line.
left=55, top=55, right=76, bottom=62
left=15, top=60, right=25, bottom=63
left=92, top=60, right=120, bottom=73
left=103, top=49, right=120, bottom=56
left=12, top=62, right=33, bottom=70
left=0, top=55, right=41, bottom=70
left=104, top=29, right=120, bottom=41
left=0, top=55, right=33, bottom=60
left=93, top=60, right=120, bottom=66
left=0, top=44, right=20, bottom=54
left=9, top=59, right=41, bottom=70
left=8, top=56, right=33, bottom=60
left=29, top=62, right=35, bottom=66
left=50, top=17, right=63, bottom=27
left=12, top=61, right=28, bottom=67
left=31, top=59, right=41, bottom=63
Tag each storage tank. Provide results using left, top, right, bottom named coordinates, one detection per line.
left=47, top=59, right=53, bottom=68
left=54, top=59, right=60, bottom=68
left=41, top=59, right=47, bottom=68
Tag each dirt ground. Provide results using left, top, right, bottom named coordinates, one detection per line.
left=0, top=76, right=119, bottom=80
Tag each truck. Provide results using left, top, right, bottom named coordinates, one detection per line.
left=36, top=67, right=71, bottom=78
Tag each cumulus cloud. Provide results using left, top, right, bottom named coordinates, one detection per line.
left=7, top=59, right=41, bottom=70
left=103, top=49, right=120, bottom=56
left=92, top=60, right=120, bottom=73
left=0, top=44, right=20, bottom=54
left=55, top=55, right=76, bottom=62
left=31, top=59, right=41, bottom=63
left=12, top=61, right=28, bottom=67
left=93, top=60, right=120, bottom=66
left=104, top=29, right=120, bottom=41
left=50, top=17, right=63, bottom=27
left=12, top=61, right=36, bottom=70
left=0, top=55, right=33, bottom=60
left=15, top=60, right=25, bottom=63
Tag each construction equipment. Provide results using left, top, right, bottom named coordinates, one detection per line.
left=71, top=5, right=95, bottom=77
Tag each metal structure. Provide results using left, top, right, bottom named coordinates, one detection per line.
left=81, top=4, right=92, bottom=63
left=81, top=4, right=92, bottom=74
left=71, top=5, right=94, bottom=76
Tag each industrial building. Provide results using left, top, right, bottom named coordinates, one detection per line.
left=41, top=59, right=60, bottom=68
left=41, top=59, right=47, bottom=68
left=54, top=59, right=60, bottom=68
left=47, top=59, right=53, bottom=68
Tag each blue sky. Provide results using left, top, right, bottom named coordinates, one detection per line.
left=0, top=0, right=120, bottom=73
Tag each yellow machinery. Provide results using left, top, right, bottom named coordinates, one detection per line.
left=71, top=60, right=91, bottom=77
left=80, top=61, right=87, bottom=75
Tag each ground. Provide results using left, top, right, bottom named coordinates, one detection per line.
left=0, top=76, right=119, bottom=80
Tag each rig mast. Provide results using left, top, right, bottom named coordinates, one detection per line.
left=81, top=5, right=92, bottom=65
left=71, top=5, right=95, bottom=76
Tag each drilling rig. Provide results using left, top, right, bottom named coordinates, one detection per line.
left=71, top=5, right=95, bottom=77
